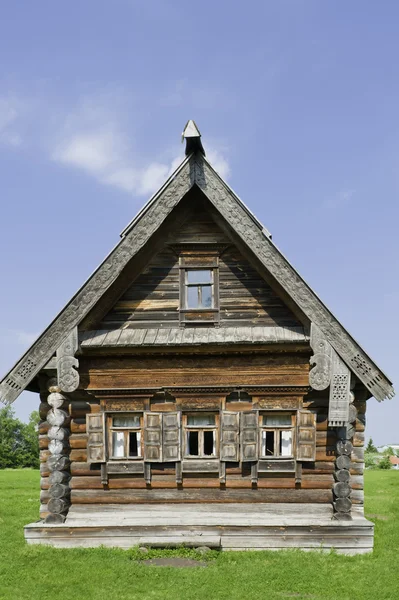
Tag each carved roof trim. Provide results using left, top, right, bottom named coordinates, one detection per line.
left=0, top=152, right=394, bottom=404
left=193, top=156, right=394, bottom=401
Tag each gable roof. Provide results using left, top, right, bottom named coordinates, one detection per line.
left=0, top=149, right=394, bottom=405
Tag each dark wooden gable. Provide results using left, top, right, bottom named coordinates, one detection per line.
left=99, top=196, right=302, bottom=330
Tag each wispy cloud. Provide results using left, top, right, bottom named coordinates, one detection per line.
left=323, top=188, right=355, bottom=209
left=0, top=97, right=23, bottom=147
left=0, top=89, right=231, bottom=197
left=51, top=97, right=231, bottom=194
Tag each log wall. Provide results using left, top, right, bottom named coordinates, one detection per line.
left=99, top=208, right=301, bottom=330
left=66, top=390, right=344, bottom=507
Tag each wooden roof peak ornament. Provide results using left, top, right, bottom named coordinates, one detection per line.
left=182, top=120, right=205, bottom=156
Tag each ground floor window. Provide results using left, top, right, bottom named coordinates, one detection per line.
left=108, top=414, right=142, bottom=459
left=260, top=413, right=294, bottom=458
left=184, top=414, right=218, bottom=457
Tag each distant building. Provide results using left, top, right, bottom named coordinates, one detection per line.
left=389, top=456, right=399, bottom=470
left=377, top=444, right=399, bottom=453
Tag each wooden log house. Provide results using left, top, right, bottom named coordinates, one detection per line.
left=0, top=121, right=394, bottom=553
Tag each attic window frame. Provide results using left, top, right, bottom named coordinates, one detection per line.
left=178, top=255, right=220, bottom=326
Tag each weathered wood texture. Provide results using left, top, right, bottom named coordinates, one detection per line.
left=80, top=353, right=309, bottom=389
left=24, top=503, right=374, bottom=554
left=67, top=393, right=342, bottom=506
left=99, top=209, right=301, bottom=330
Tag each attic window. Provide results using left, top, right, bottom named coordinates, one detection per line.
left=179, top=255, right=220, bottom=326
left=185, top=270, right=214, bottom=309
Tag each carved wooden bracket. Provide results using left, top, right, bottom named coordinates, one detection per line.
left=309, top=324, right=333, bottom=391
left=328, top=353, right=350, bottom=427
left=56, top=328, right=79, bottom=393
left=310, top=323, right=350, bottom=426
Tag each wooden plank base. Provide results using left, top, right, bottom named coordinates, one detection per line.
left=24, top=504, right=374, bottom=555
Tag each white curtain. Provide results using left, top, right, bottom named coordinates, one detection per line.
left=280, top=430, right=292, bottom=456
left=112, top=431, right=125, bottom=458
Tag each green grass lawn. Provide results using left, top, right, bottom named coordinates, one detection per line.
left=0, top=470, right=398, bottom=600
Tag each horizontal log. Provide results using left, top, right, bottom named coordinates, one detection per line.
left=350, top=463, right=364, bottom=476
left=70, top=462, right=100, bottom=476
left=39, top=504, right=49, bottom=519
left=71, top=488, right=333, bottom=504
left=333, top=482, right=351, bottom=498
left=40, top=477, right=50, bottom=490
left=49, top=470, right=71, bottom=485
left=69, top=402, right=101, bottom=418
left=44, top=513, right=66, bottom=524
left=70, top=449, right=87, bottom=462
left=40, top=450, right=50, bottom=463
left=355, top=418, right=365, bottom=433
left=350, top=475, right=363, bottom=490
left=38, top=420, right=49, bottom=435
left=39, top=436, right=48, bottom=450
left=351, top=447, right=364, bottom=463
left=39, top=402, right=50, bottom=419
left=348, top=404, right=358, bottom=423
left=40, top=490, right=49, bottom=503
left=40, top=463, right=50, bottom=477
left=69, top=434, right=88, bottom=450
left=47, top=455, right=70, bottom=472
left=49, top=483, right=70, bottom=499
left=336, top=441, right=353, bottom=456
left=334, top=470, right=350, bottom=483
left=302, top=461, right=335, bottom=475
left=48, top=427, right=70, bottom=442
left=353, top=432, right=365, bottom=448
left=353, top=401, right=366, bottom=414
left=301, top=474, right=333, bottom=489
left=48, top=497, right=70, bottom=514
left=70, top=419, right=87, bottom=434
left=315, top=447, right=336, bottom=461
left=351, top=490, right=364, bottom=505
left=48, top=440, right=69, bottom=455
left=334, top=497, right=352, bottom=513
left=336, top=455, right=350, bottom=470
left=316, top=431, right=338, bottom=446
left=47, top=409, right=70, bottom=427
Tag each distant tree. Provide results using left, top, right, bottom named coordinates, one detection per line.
left=378, top=455, right=392, bottom=470
left=383, top=446, right=395, bottom=456
left=366, top=438, right=378, bottom=453
left=21, top=411, right=40, bottom=469
left=0, top=406, right=39, bottom=469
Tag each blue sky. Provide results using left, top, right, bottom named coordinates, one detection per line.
left=0, top=1, right=397, bottom=445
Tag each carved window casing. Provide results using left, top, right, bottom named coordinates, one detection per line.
left=108, top=414, right=143, bottom=460
left=178, top=251, right=220, bottom=325
left=183, top=413, right=219, bottom=458
left=260, top=413, right=295, bottom=458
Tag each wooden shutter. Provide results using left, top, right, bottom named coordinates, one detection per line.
left=144, top=412, right=163, bottom=462
left=296, top=410, right=316, bottom=462
left=86, top=413, right=106, bottom=463
left=220, top=411, right=240, bottom=462
left=162, top=412, right=181, bottom=462
left=240, top=411, right=259, bottom=461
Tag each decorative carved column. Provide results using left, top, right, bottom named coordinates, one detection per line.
left=45, top=379, right=71, bottom=524
left=333, top=392, right=357, bottom=520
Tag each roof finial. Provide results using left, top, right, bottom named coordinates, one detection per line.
left=182, top=120, right=205, bottom=156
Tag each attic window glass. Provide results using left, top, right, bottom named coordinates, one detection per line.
left=185, top=270, right=213, bottom=309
